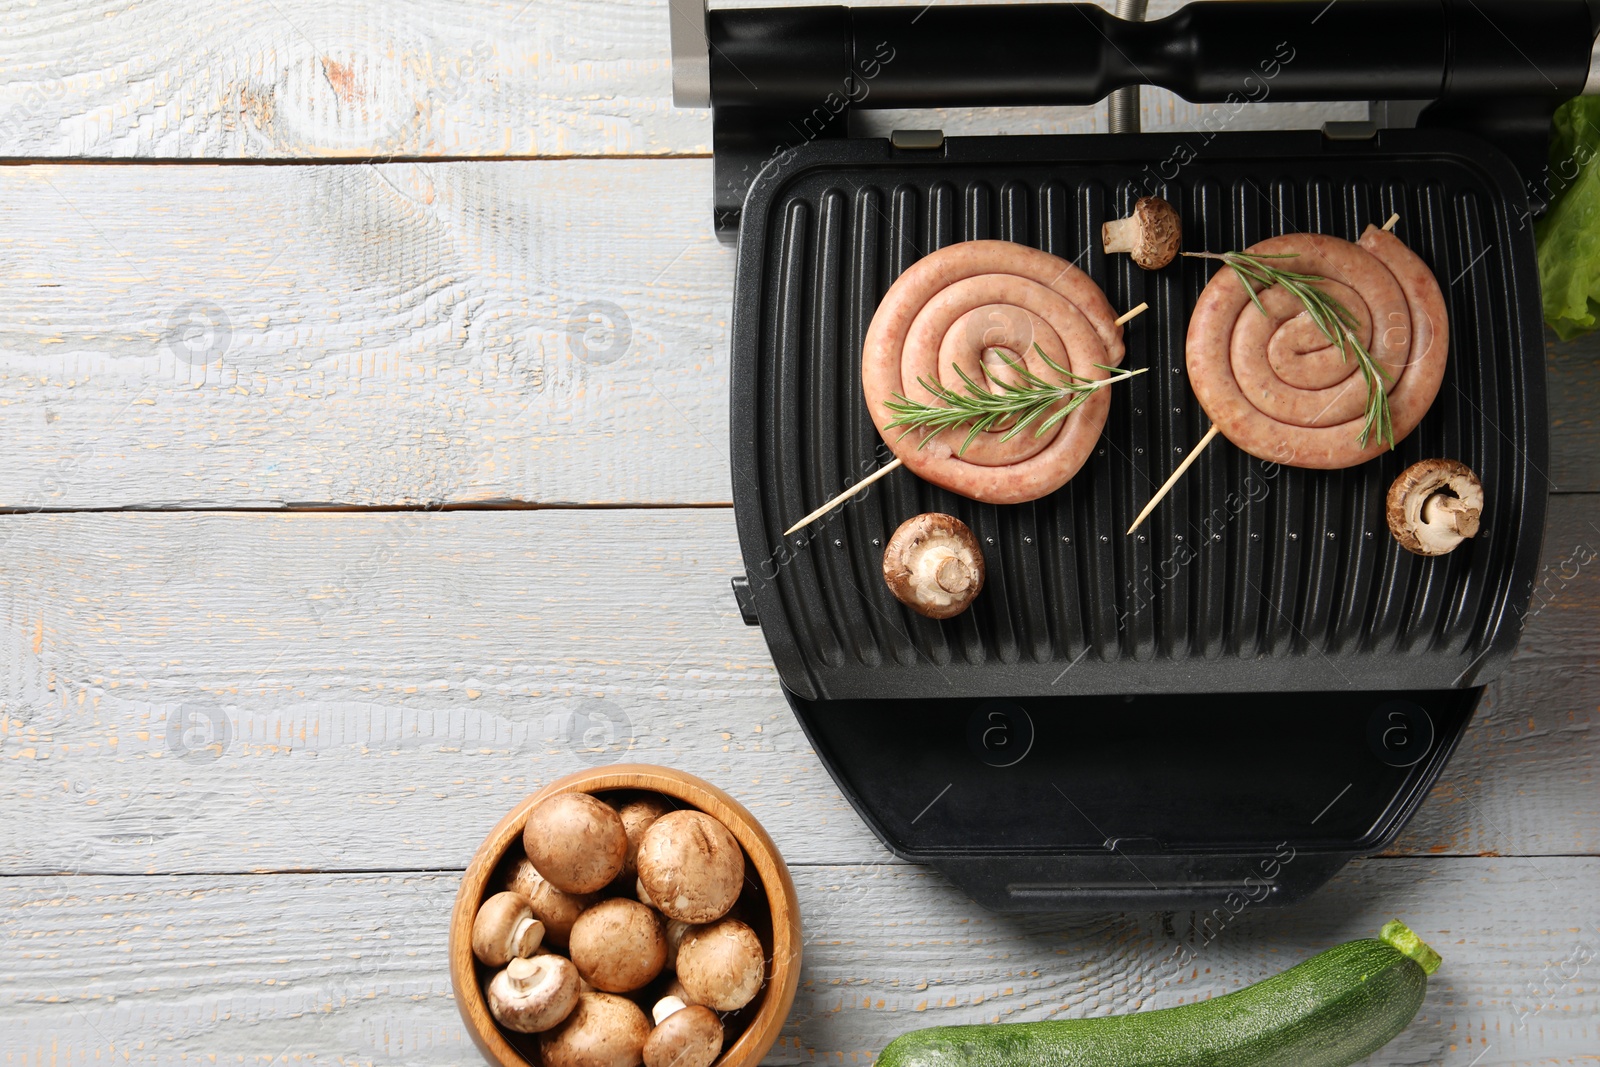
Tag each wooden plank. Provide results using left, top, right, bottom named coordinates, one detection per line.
left=1, top=501, right=1594, bottom=876
left=0, top=159, right=734, bottom=508
left=0, top=0, right=1360, bottom=159
left=0, top=858, right=1593, bottom=1062
left=0, top=160, right=1590, bottom=511
left=1548, top=329, right=1600, bottom=493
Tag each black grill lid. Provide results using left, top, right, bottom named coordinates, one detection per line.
left=731, top=128, right=1548, bottom=704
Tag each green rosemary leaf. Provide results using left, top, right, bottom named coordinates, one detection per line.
left=881, top=348, right=1149, bottom=456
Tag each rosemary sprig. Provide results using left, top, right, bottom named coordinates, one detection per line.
left=1184, top=250, right=1395, bottom=449
left=882, top=345, right=1148, bottom=456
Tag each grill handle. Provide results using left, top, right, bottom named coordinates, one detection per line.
left=695, top=0, right=1597, bottom=109
left=680, top=0, right=1600, bottom=237
left=933, top=851, right=1359, bottom=913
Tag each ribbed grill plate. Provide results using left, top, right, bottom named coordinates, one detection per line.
left=730, top=130, right=1547, bottom=702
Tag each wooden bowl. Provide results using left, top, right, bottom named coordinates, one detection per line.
left=450, top=765, right=802, bottom=1067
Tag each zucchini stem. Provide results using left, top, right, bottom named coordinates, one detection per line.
left=1380, top=920, right=1442, bottom=975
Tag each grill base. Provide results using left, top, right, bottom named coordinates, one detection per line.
left=730, top=129, right=1543, bottom=910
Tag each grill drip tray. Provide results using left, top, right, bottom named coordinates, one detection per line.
left=789, top=686, right=1476, bottom=910
left=728, top=129, right=1547, bottom=909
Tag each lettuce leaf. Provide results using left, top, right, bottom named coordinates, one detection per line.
left=1536, top=97, right=1600, bottom=340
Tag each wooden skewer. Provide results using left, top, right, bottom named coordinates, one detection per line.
left=1114, top=301, right=1149, bottom=327
left=1126, top=424, right=1221, bottom=536
left=1381, top=213, right=1400, bottom=232
left=783, top=302, right=1153, bottom=536
left=783, top=457, right=903, bottom=536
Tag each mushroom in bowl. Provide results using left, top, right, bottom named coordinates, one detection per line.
left=449, top=765, right=801, bottom=1067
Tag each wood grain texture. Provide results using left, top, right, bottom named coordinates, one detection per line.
left=0, top=0, right=1361, bottom=159
left=1, top=501, right=1593, bottom=876
left=0, top=160, right=1588, bottom=511
left=0, top=159, right=732, bottom=508
left=1, top=859, right=1594, bottom=1064
left=1548, top=330, right=1600, bottom=493
left=0, top=3, right=1591, bottom=1060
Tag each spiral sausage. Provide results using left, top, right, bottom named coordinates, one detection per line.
left=862, top=241, right=1125, bottom=504
left=1185, top=226, right=1448, bottom=469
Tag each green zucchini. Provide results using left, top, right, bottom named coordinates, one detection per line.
left=876, top=920, right=1441, bottom=1067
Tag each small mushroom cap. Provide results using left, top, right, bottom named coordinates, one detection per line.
left=1386, top=459, right=1484, bottom=556
left=882, top=513, right=986, bottom=619
left=613, top=793, right=675, bottom=878
left=1101, top=196, right=1182, bottom=269
left=541, top=992, right=653, bottom=1067
left=635, top=811, right=745, bottom=924
left=643, top=1003, right=724, bottom=1067
left=472, top=891, right=546, bottom=967
left=662, top=918, right=692, bottom=973
left=487, top=953, right=584, bottom=1034
left=674, top=918, right=766, bottom=1012
left=502, top=855, right=594, bottom=949
left=524, top=792, right=630, bottom=895
left=569, top=897, right=668, bottom=993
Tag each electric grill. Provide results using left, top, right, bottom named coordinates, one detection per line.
left=675, top=0, right=1599, bottom=911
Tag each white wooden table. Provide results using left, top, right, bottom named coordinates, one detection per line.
left=0, top=1, right=1594, bottom=1062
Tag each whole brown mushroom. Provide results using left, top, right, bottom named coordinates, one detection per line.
left=635, top=810, right=745, bottom=924
left=541, top=991, right=653, bottom=1067
left=524, top=792, right=630, bottom=895
left=1386, top=459, right=1484, bottom=556
left=502, top=854, right=593, bottom=949
left=1102, top=196, right=1182, bottom=270
left=882, top=513, right=985, bottom=620
left=674, top=917, right=766, bottom=1012
left=644, top=998, right=724, bottom=1067
left=487, top=953, right=583, bottom=1034
left=471, top=890, right=546, bottom=967
left=569, top=897, right=668, bottom=993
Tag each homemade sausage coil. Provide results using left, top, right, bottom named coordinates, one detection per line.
left=1186, top=227, right=1449, bottom=469
left=861, top=241, right=1125, bottom=504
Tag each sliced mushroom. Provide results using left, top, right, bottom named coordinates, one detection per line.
left=1102, top=196, right=1182, bottom=269
left=674, top=918, right=766, bottom=1012
left=502, top=854, right=594, bottom=949
left=487, top=953, right=583, bottom=1034
left=882, top=513, right=985, bottom=619
left=643, top=1000, right=724, bottom=1067
left=1386, top=459, right=1484, bottom=556
left=524, top=792, right=630, bottom=895
left=635, top=810, right=745, bottom=924
left=569, top=897, right=668, bottom=993
left=541, top=991, right=653, bottom=1067
left=614, top=793, right=675, bottom=878
left=472, top=891, right=547, bottom=967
